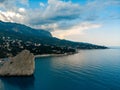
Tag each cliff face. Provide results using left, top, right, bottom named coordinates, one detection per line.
left=0, top=50, right=35, bottom=76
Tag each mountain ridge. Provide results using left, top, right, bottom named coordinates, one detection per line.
left=0, top=20, right=107, bottom=58
left=0, top=20, right=52, bottom=38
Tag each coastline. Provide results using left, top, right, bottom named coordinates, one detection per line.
left=35, top=51, right=78, bottom=58
left=0, top=53, right=76, bottom=61
left=35, top=53, right=71, bottom=58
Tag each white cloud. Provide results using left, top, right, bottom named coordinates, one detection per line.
left=18, top=8, right=26, bottom=13
left=39, top=2, right=45, bottom=7
left=0, top=0, right=119, bottom=46
left=0, top=0, right=119, bottom=33
left=0, top=10, right=24, bottom=23
left=27, top=0, right=80, bottom=26
left=52, top=22, right=101, bottom=39
left=23, top=0, right=120, bottom=29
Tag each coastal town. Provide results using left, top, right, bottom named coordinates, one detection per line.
left=0, top=36, right=76, bottom=58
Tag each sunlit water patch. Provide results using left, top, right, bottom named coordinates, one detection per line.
left=0, top=49, right=120, bottom=90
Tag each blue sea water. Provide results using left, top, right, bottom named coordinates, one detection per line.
left=0, top=49, right=120, bottom=90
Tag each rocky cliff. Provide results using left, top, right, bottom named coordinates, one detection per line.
left=0, top=50, right=35, bottom=76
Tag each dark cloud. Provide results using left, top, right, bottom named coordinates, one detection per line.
left=28, top=14, right=80, bottom=25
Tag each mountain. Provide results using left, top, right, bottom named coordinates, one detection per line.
left=0, top=21, right=52, bottom=40
left=0, top=21, right=107, bottom=58
left=0, top=20, right=108, bottom=48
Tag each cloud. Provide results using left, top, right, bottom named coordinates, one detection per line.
left=19, top=0, right=29, bottom=5
left=27, top=0, right=81, bottom=26
left=39, top=2, right=45, bottom=7
left=18, top=8, right=26, bottom=13
left=25, top=0, right=119, bottom=28
left=0, top=0, right=29, bottom=5
left=0, top=10, right=25, bottom=23
left=0, top=0, right=27, bottom=23
left=52, top=22, right=102, bottom=39
left=0, top=0, right=29, bottom=11
left=0, top=0, right=120, bottom=33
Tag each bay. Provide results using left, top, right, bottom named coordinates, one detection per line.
left=0, top=49, right=120, bottom=90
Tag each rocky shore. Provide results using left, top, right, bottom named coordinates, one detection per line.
left=0, top=50, right=35, bottom=76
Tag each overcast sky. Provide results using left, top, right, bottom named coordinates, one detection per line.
left=0, top=0, right=120, bottom=46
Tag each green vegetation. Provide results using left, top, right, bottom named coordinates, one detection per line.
left=0, top=21, right=107, bottom=58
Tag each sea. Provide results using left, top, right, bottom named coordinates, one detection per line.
left=0, top=48, right=120, bottom=90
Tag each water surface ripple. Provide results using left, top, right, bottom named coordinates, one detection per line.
left=0, top=49, right=120, bottom=90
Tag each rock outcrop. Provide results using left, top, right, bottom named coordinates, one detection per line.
left=0, top=50, right=35, bottom=76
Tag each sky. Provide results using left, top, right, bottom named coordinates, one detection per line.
left=0, top=0, right=120, bottom=46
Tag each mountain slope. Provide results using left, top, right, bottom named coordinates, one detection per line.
left=0, top=21, right=108, bottom=48
left=0, top=21, right=52, bottom=38
left=0, top=21, right=107, bottom=56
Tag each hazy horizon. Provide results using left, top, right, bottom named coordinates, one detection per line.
left=0, top=0, right=120, bottom=46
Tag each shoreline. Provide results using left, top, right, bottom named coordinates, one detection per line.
left=0, top=52, right=77, bottom=60
left=35, top=53, right=73, bottom=58
left=0, top=53, right=75, bottom=66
